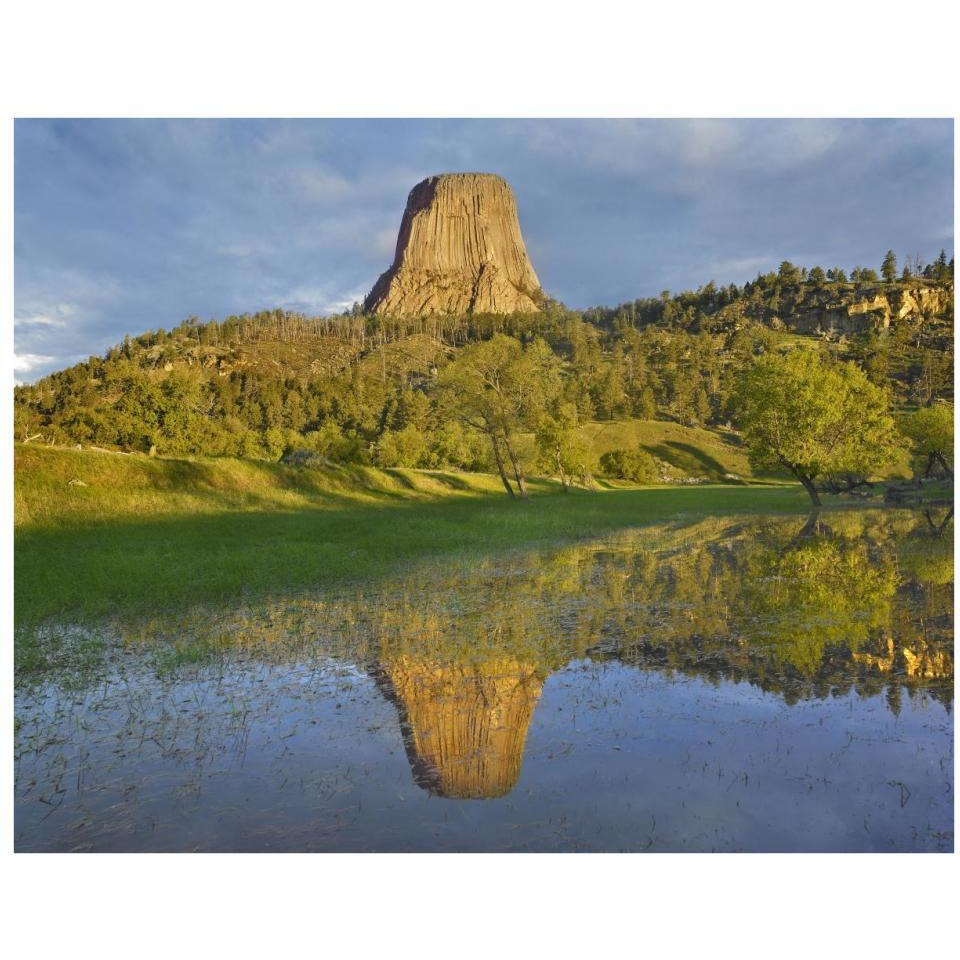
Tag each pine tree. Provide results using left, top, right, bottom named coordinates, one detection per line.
left=934, top=249, right=949, bottom=281
left=881, top=250, right=897, bottom=283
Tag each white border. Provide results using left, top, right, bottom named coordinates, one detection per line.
left=2, top=1, right=957, bottom=957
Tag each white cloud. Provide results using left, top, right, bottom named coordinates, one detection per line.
left=275, top=283, right=369, bottom=316
left=15, top=312, right=68, bottom=329
left=13, top=352, right=56, bottom=376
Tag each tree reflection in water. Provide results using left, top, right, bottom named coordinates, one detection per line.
left=121, top=509, right=952, bottom=800
left=354, top=509, right=951, bottom=797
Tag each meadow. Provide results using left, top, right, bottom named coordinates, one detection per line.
left=15, top=444, right=807, bottom=634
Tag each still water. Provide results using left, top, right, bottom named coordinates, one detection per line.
left=15, top=509, right=953, bottom=852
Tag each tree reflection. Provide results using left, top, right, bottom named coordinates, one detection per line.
left=351, top=510, right=952, bottom=796
left=123, top=508, right=952, bottom=799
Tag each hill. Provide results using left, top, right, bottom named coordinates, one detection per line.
left=13, top=260, right=953, bottom=485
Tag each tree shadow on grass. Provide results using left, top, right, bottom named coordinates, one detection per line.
left=644, top=441, right=728, bottom=479
left=426, top=472, right=473, bottom=492
left=14, top=485, right=808, bottom=630
left=382, top=469, right=417, bottom=490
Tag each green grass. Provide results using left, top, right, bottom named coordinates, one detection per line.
left=506, top=416, right=783, bottom=482
left=566, top=416, right=912, bottom=483
left=15, top=444, right=808, bottom=635
left=14, top=444, right=548, bottom=528
left=575, top=418, right=767, bottom=481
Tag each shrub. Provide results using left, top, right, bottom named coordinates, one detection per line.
left=598, top=447, right=658, bottom=483
left=373, top=425, right=427, bottom=468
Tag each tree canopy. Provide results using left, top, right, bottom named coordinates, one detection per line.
left=732, top=349, right=901, bottom=504
left=437, top=334, right=562, bottom=498
left=881, top=250, right=898, bottom=283
left=902, top=403, right=953, bottom=478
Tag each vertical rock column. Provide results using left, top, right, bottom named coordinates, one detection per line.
left=364, top=173, right=544, bottom=316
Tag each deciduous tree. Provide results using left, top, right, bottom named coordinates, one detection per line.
left=732, top=350, right=901, bottom=505
left=437, top=334, right=561, bottom=498
left=902, top=403, right=953, bottom=479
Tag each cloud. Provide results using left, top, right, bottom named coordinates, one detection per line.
left=274, top=283, right=369, bottom=315
left=14, top=353, right=56, bottom=374
left=13, top=352, right=64, bottom=385
left=14, top=118, right=954, bottom=383
left=15, top=312, right=69, bottom=329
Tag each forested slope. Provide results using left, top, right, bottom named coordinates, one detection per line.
left=14, top=257, right=953, bottom=484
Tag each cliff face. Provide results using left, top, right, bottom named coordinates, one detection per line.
left=364, top=173, right=543, bottom=317
left=779, top=284, right=950, bottom=336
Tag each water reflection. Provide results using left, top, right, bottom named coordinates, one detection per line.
left=119, top=507, right=952, bottom=799
left=375, top=659, right=544, bottom=798
left=356, top=509, right=951, bottom=797
left=15, top=508, right=954, bottom=849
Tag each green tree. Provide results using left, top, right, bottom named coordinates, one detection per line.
left=598, top=448, right=658, bottom=483
left=534, top=403, right=592, bottom=492
left=595, top=346, right=628, bottom=419
left=778, top=261, right=801, bottom=285
left=264, top=427, right=287, bottom=460
left=934, top=249, right=948, bottom=277
left=375, top=425, right=427, bottom=468
left=631, top=385, right=657, bottom=420
left=693, top=385, right=712, bottom=426
left=437, top=335, right=561, bottom=499
left=881, top=250, right=898, bottom=283
left=808, top=265, right=826, bottom=286
left=902, top=403, right=953, bottom=479
left=732, top=349, right=901, bottom=505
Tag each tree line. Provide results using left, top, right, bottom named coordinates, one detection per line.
left=14, top=256, right=953, bottom=503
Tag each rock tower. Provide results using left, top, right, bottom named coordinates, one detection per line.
left=364, top=173, right=543, bottom=316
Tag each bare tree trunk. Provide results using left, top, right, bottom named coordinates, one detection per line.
left=798, top=474, right=822, bottom=506
left=490, top=435, right=515, bottom=498
left=796, top=510, right=829, bottom=539
left=503, top=434, right=528, bottom=499
left=555, top=449, right=569, bottom=492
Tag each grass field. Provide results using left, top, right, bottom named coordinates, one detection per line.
left=15, top=444, right=808, bottom=635
left=14, top=444, right=553, bottom=528
left=508, top=416, right=772, bottom=482
left=578, top=418, right=764, bottom=481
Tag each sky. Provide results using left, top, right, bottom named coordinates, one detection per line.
left=14, top=118, right=954, bottom=382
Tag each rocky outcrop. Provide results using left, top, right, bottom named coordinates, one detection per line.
left=364, top=173, right=544, bottom=317
left=782, top=284, right=950, bottom=336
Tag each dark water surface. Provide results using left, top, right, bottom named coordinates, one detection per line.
left=15, top=509, right=953, bottom=852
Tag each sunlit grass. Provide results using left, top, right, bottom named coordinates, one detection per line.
left=15, top=444, right=807, bottom=636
